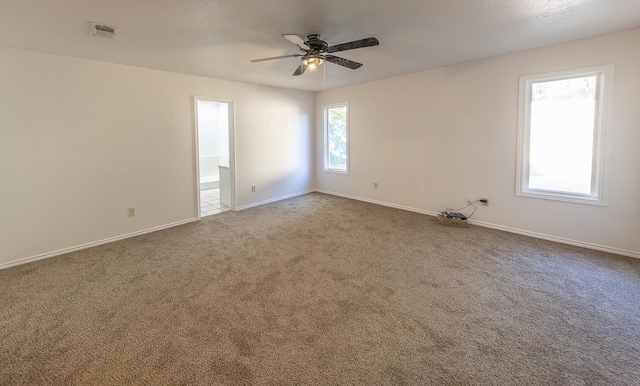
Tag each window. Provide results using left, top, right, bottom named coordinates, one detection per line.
left=324, top=102, right=349, bottom=173
left=516, top=64, right=613, bottom=205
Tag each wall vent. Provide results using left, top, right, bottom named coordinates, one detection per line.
left=90, top=23, right=116, bottom=39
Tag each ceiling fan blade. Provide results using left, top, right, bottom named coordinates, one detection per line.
left=282, top=34, right=310, bottom=50
left=250, top=54, right=302, bottom=63
left=327, top=37, right=379, bottom=53
left=324, top=55, right=363, bottom=70
left=293, top=63, right=307, bottom=76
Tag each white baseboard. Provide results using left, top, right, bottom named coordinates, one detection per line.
left=466, top=219, right=640, bottom=259
left=0, top=218, right=199, bottom=271
left=236, top=189, right=315, bottom=211
left=316, top=189, right=640, bottom=259
left=2, top=189, right=313, bottom=271
left=4, top=189, right=637, bottom=271
left=315, top=189, right=440, bottom=216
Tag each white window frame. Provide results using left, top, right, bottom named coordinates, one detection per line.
left=323, top=102, right=350, bottom=174
left=516, top=64, right=613, bottom=206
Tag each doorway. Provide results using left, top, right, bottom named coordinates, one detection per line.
left=194, top=97, right=235, bottom=217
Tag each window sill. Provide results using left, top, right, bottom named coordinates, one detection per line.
left=516, top=189, right=606, bottom=206
left=323, top=168, right=349, bottom=175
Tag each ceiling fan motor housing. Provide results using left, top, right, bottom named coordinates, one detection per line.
left=305, top=35, right=329, bottom=53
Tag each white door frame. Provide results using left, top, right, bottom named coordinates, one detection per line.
left=193, top=96, right=237, bottom=218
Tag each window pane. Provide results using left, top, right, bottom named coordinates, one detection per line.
left=529, top=76, right=597, bottom=194
left=327, top=106, right=347, bottom=170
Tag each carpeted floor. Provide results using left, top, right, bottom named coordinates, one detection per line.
left=1, top=193, right=639, bottom=385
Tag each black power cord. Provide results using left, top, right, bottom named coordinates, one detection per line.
left=443, top=199, right=483, bottom=220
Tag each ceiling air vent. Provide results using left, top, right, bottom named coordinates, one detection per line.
left=90, top=23, right=116, bottom=39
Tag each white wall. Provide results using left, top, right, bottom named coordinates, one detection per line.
left=199, top=156, right=221, bottom=179
left=0, top=47, right=314, bottom=267
left=315, top=28, right=640, bottom=258
left=197, top=100, right=228, bottom=182
left=196, top=101, right=224, bottom=158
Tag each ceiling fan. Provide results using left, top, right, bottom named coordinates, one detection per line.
left=251, top=34, right=380, bottom=76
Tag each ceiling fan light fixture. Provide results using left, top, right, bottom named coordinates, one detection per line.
left=302, top=54, right=324, bottom=68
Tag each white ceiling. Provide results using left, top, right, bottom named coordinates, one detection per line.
left=1, top=0, right=639, bottom=92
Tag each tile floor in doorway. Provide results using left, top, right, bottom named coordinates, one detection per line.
left=201, top=188, right=231, bottom=217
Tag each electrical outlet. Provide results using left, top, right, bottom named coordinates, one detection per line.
left=127, top=207, right=136, bottom=217
left=419, top=186, right=425, bottom=195
left=373, top=182, right=379, bottom=189
left=251, top=185, right=256, bottom=192
left=465, top=197, right=489, bottom=206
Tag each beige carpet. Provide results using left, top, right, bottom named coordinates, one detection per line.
left=1, top=193, right=639, bottom=385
